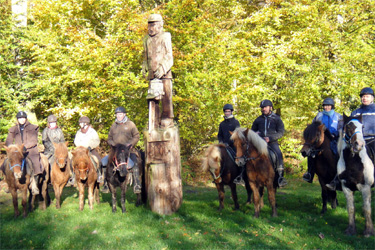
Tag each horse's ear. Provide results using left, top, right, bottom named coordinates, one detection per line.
left=318, top=124, right=326, bottom=131
left=244, top=128, right=249, bottom=136
left=65, top=141, right=69, bottom=147
left=343, top=113, right=350, bottom=124
left=4, top=146, right=8, bottom=152
left=53, top=142, right=57, bottom=148
left=85, top=148, right=90, bottom=155
left=72, top=150, right=76, bottom=157
left=229, top=131, right=233, bottom=135
left=19, top=144, right=25, bottom=153
left=358, top=113, right=363, bottom=123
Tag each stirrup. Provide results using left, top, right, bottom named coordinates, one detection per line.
left=233, top=176, right=245, bottom=186
left=97, top=175, right=103, bottom=183
left=278, top=177, right=287, bottom=188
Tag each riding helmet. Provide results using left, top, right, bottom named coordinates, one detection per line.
left=223, top=104, right=234, bottom=111
left=322, top=97, right=335, bottom=109
left=259, top=99, right=273, bottom=108
left=16, top=111, right=27, bottom=119
left=115, top=106, right=126, bottom=114
left=79, top=116, right=90, bottom=124
left=360, top=87, right=374, bottom=97
left=47, top=115, right=57, bottom=123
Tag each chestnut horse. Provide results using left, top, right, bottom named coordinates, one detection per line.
left=72, top=146, right=100, bottom=210
left=202, top=144, right=252, bottom=211
left=106, top=144, right=146, bottom=213
left=338, top=114, right=374, bottom=237
left=300, top=121, right=339, bottom=214
left=231, top=127, right=277, bottom=218
left=2, top=144, right=49, bottom=217
left=51, top=142, right=70, bottom=209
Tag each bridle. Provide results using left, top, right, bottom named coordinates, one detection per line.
left=112, top=150, right=128, bottom=174
left=343, top=119, right=362, bottom=150
left=8, top=158, right=25, bottom=172
left=235, top=140, right=261, bottom=163
left=303, top=135, right=323, bottom=157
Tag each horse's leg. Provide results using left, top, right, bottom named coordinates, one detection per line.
left=244, top=176, right=252, bottom=205
left=41, top=175, right=49, bottom=210
left=110, top=184, right=117, bottom=213
left=216, top=183, right=225, bottom=211
left=88, top=183, right=94, bottom=210
left=320, top=188, right=328, bottom=215
left=21, top=188, right=28, bottom=218
left=259, top=186, right=264, bottom=209
left=121, top=181, right=127, bottom=213
left=78, top=182, right=85, bottom=211
left=53, top=183, right=60, bottom=209
left=266, top=183, right=277, bottom=217
left=329, top=190, right=338, bottom=209
left=361, top=185, right=375, bottom=237
left=95, top=182, right=100, bottom=204
left=249, top=182, right=260, bottom=218
left=342, top=186, right=356, bottom=235
left=11, top=188, right=20, bottom=218
left=229, top=183, right=239, bottom=210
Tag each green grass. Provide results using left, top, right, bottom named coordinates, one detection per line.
left=1, top=178, right=374, bottom=249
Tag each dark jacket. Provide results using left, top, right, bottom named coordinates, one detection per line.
left=6, top=121, right=39, bottom=152
left=251, top=112, right=285, bottom=144
left=42, top=127, right=65, bottom=158
left=218, top=116, right=240, bottom=148
left=107, top=119, right=140, bottom=147
left=351, top=103, right=375, bottom=139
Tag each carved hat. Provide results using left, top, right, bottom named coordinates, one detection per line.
left=148, top=14, right=163, bottom=23
left=47, top=115, right=57, bottom=123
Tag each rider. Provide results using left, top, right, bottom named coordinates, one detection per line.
left=107, top=106, right=142, bottom=194
left=218, top=104, right=241, bottom=184
left=4, top=111, right=40, bottom=195
left=73, top=116, right=103, bottom=184
left=251, top=99, right=288, bottom=188
left=42, top=115, right=65, bottom=166
left=327, top=87, right=375, bottom=190
left=302, top=98, right=343, bottom=183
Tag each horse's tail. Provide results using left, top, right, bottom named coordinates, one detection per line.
left=201, top=145, right=221, bottom=172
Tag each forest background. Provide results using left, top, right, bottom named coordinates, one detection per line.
left=1, top=0, right=374, bottom=174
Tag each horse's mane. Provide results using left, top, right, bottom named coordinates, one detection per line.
left=201, top=144, right=222, bottom=172
left=231, top=127, right=269, bottom=156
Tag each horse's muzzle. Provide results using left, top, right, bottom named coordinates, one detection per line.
left=235, top=158, right=246, bottom=167
left=14, top=172, right=22, bottom=179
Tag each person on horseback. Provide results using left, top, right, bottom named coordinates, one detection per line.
left=42, top=115, right=65, bottom=166
left=106, top=106, right=142, bottom=194
left=303, top=98, right=343, bottom=183
left=72, top=116, right=103, bottom=185
left=251, top=99, right=288, bottom=188
left=218, top=104, right=242, bottom=184
left=3, top=111, right=40, bottom=195
left=327, top=87, right=375, bottom=190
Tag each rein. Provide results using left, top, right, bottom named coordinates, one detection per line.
left=235, top=141, right=261, bottom=163
left=112, top=152, right=128, bottom=174
left=8, top=158, right=25, bottom=172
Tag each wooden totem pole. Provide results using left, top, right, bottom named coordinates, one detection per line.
left=142, top=14, right=182, bottom=215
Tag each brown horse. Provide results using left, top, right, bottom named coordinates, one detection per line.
left=2, top=144, right=49, bottom=217
left=202, top=144, right=252, bottom=211
left=231, top=127, right=277, bottom=218
left=51, top=142, right=70, bottom=209
left=72, top=146, right=100, bottom=210
left=300, top=121, right=339, bottom=214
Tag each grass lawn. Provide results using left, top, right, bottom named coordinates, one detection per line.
left=1, top=177, right=374, bottom=249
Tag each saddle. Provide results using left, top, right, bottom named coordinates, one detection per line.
left=267, top=146, right=279, bottom=171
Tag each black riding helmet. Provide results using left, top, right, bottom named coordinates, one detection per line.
left=115, top=106, right=126, bottom=114
left=360, top=87, right=374, bottom=97
left=259, top=99, right=273, bottom=108
left=322, top=97, right=335, bottom=109
left=16, top=111, right=27, bottom=119
left=223, top=104, right=234, bottom=111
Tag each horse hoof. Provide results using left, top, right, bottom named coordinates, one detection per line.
left=364, top=229, right=375, bottom=238
left=345, top=227, right=356, bottom=236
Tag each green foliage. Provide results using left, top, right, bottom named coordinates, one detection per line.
left=1, top=180, right=375, bottom=249
left=1, top=0, right=374, bottom=160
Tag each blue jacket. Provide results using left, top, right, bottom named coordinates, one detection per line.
left=313, top=111, right=343, bottom=137
left=351, top=103, right=375, bottom=139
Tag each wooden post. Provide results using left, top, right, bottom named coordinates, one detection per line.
left=144, top=126, right=183, bottom=214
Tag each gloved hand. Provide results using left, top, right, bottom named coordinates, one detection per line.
left=154, top=67, right=164, bottom=79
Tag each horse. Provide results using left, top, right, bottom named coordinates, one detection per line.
left=51, top=142, right=70, bottom=209
left=300, top=121, right=339, bottom=214
left=2, top=144, right=50, bottom=217
left=106, top=144, right=146, bottom=213
left=337, top=114, right=374, bottom=237
left=202, top=144, right=252, bottom=211
left=230, top=127, right=277, bottom=218
left=71, top=146, right=100, bottom=210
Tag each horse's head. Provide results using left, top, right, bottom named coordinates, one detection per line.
left=72, top=146, right=92, bottom=181
left=230, top=128, right=248, bottom=167
left=4, top=144, right=25, bottom=179
left=53, top=142, right=69, bottom=169
left=343, top=113, right=365, bottom=154
left=301, top=121, right=325, bottom=158
left=202, top=145, right=223, bottom=183
left=112, top=144, right=131, bottom=177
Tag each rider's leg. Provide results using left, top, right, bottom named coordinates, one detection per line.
left=303, top=156, right=315, bottom=183
left=25, top=156, right=40, bottom=195
left=101, top=155, right=109, bottom=193
left=269, top=143, right=287, bottom=187
left=130, top=153, right=141, bottom=194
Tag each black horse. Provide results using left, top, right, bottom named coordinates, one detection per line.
left=106, top=144, right=146, bottom=213
left=300, top=121, right=339, bottom=214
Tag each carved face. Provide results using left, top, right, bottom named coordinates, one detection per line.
left=148, top=21, right=163, bottom=37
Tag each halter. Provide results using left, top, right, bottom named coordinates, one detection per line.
left=112, top=152, right=128, bottom=174
left=8, top=158, right=25, bottom=172
left=343, top=119, right=362, bottom=147
left=55, top=157, right=67, bottom=166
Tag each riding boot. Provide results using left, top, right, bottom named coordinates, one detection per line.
left=233, top=167, right=245, bottom=186
left=67, top=159, right=75, bottom=187
left=326, top=175, right=340, bottom=191
left=96, top=163, right=103, bottom=183
left=277, top=166, right=287, bottom=188
left=303, top=157, right=315, bottom=183
left=101, top=166, right=109, bottom=193
left=30, top=173, right=40, bottom=195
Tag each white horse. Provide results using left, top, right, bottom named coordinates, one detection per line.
left=337, top=114, right=374, bottom=237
